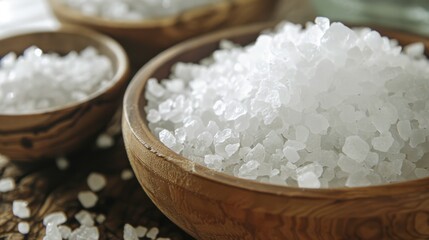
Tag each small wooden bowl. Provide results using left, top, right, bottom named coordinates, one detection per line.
left=123, top=22, right=429, bottom=239
left=48, top=0, right=278, bottom=68
left=0, top=26, right=129, bottom=161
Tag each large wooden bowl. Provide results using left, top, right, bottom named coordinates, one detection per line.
left=0, top=26, right=129, bottom=161
left=123, top=23, right=429, bottom=239
left=48, top=0, right=278, bottom=68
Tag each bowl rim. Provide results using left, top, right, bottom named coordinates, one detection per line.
left=0, top=24, right=129, bottom=117
left=123, top=22, right=429, bottom=199
left=48, top=0, right=259, bottom=29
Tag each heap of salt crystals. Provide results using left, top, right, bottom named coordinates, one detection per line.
left=146, top=17, right=429, bottom=188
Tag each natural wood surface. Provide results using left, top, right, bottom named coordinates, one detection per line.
left=0, top=26, right=129, bottom=161
left=123, top=23, right=429, bottom=240
left=0, top=135, right=192, bottom=240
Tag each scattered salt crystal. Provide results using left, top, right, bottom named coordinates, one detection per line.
left=121, top=169, right=134, bottom=180
left=18, top=222, right=30, bottom=234
left=0, top=177, right=15, bottom=192
left=136, top=226, right=148, bottom=238
left=69, top=225, right=99, bottom=240
left=75, top=210, right=94, bottom=226
left=146, top=227, right=160, bottom=239
left=78, top=191, right=98, bottom=208
left=55, top=157, right=69, bottom=170
left=96, top=214, right=106, bottom=224
left=58, top=225, right=72, bottom=239
left=0, top=154, right=9, bottom=169
left=124, top=224, right=138, bottom=240
left=44, top=223, right=62, bottom=240
left=87, top=172, right=107, bottom=192
left=43, top=212, right=67, bottom=226
left=12, top=200, right=30, bottom=219
left=146, top=17, right=429, bottom=188
left=96, top=133, right=114, bottom=149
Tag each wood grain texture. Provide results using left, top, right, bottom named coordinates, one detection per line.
left=122, top=23, right=429, bottom=240
left=48, top=0, right=278, bottom=69
left=0, top=26, right=130, bottom=161
left=0, top=136, right=192, bottom=240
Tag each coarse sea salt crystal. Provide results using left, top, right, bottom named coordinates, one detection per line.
left=136, top=226, right=148, bottom=238
left=13, top=200, right=30, bottom=219
left=78, top=191, right=98, bottom=208
left=124, top=224, right=138, bottom=240
left=96, top=133, right=114, bottom=149
left=121, top=169, right=134, bottom=180
left=43, top=212, right=67, bottom=226
left=44, top=223, right=62, bottom=240
left=0, top=177, right=15, bottom=192
left=75, top=210, right=94, bottom=226
left=18, top=222, right=30, bottom=234
left=87, top=172, right=107, bottom=192
left=146, top=227, right=160, bottom=239
left=59, top=225, right=72, bottom=239
left=69, top=225, right=99, bottom=240
left=96, top=214, right=106, bottom=224
left=55, top=157, right=69, bottom=170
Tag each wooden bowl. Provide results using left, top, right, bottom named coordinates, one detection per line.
left=0, top=26, right=129, bottom=161
left=48, top=0, right=278, bottom=68
left=122, top=23, right=429, bottom=239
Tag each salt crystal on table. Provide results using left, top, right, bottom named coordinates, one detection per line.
left=75, top=210, right=94, bottom=226
left=12, top=200, right=30, bottom=219
left=123, top=224, right=138, bottom=240
left=87, top=172, right=107, bottom=192
left=69, top=225, right=99, bottom=240
left=0, top=154, right=9, bottom=169
left=78, top=191, right=98, bottom=208
left=58, top=225, right=72, bottom=239
left=146, top=227, right=160, bottom=239
left=44, top=223, right=62, bottom=240
left=55, top=157, right=69, bottom=170
left=0, top=178, right=15, bottom=192
left=136, top=226, right=148, bottom=238
left=121, top=169, right=134, bottom=180
left=18, top=222, right=30, bottom=234
left=96, top=133, right=114, bottom=149
left=96, top=214, right=106, bottom=224
left=43, top=212, right=67, bottom=226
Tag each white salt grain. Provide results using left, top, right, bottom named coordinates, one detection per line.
left=0, top=177, right=15, bottom=192
left=69, top=225, right=99, bottom=240
left=146, top=227, right=160, bottom=240
left=96, top=134, right=114, bottom=149
left=55, top=157, right=69, bottom=170
left=18, top=222, right=30, bottom=234
left=87, top=172, right=107, bottom=192
left=121, top=169, right=134, bottom=180
left=75, top=210, right=94, bottom=226
left=123, top=224, right=138, bottom=240
left=146, top=17, right=429, bottom=188
left=96, top=214, right=106, bottom=224
left=136, top=226, right=148, bottom=238
left=12, top=200, right=30, bottom=219
left=78, top=191, right=98, bottom=208
left=43, top=212, right=67, bottom=226
left=44, top=223, right=62, bottom=240
left=58, top=225, right=72, bottom=239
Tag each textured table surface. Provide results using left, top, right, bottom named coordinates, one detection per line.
left=0, top=0, right=314, bottom=239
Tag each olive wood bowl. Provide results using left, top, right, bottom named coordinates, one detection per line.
left=48, top=0, right=278, bottom=68
left=123, top=23, right=429, bottom=239
left=0, top=26, right=129, bottom=161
